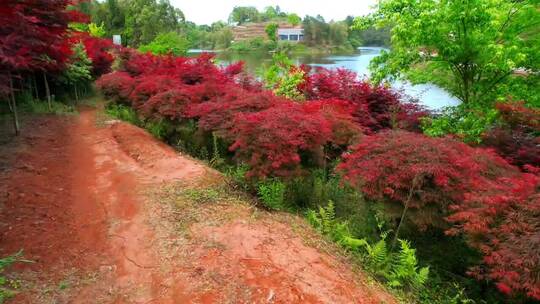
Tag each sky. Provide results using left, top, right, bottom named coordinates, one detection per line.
left=170, top=0, right=378, bottom=25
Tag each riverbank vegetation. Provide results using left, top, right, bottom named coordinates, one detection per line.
left=355, top=0, right=540, bottom=146
left=2, top=0, right=539, bottom=303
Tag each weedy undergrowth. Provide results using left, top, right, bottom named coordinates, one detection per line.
left=209, top=132, right=225, bottom=169
left=225, top=164, right=251, bottom=191
left=257, top=179, right=286, bottom=210
left=307, top=202, right=429, bottom=291
left=106, top=103, right=141, bottom=125
left=0, top=251, right=33, bottom=303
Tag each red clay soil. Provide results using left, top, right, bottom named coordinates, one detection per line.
left=0, top=108, right=397, bottom=303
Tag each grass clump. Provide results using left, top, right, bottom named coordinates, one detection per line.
left=105, top=103, right=140, bottom=125
left=0, top=251, right=32, bottom=303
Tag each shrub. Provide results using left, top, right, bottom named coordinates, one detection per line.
left=482, top=101, right=540, bottom=169
left=495, top=101, right=540, bottom=132
left=302, top=67, right=427, bottom=132
left=116, top=48, right=164, bottom=76
left=141, top=87, right=193, bottom=121
left=138, top=31, right=189, bottom=56
left=80, top=35, right=114, bottom=77
left=188, top=88, right=279, bottom=137
left=301, top=67, right=360, bottom=100
left=178, top=53, right=228, bottom=85
left=95, top=71, right=135, bottom=103
left=482, top=127, right=540, bottom=169
left=339, top=130, right=540, bottom=299
left=229, top=102, right=332, bottom=178
left=470, top=193, right=539, bottom=300
left=338, top=130, right=525, bottom=230
left=234, top=72, right=264, bottom=92
left=223, top=61, right=245, bottom=77
left=129, top=75, right=179, bottom=108
left=303, top=99, right=363, bottom=146
left=261, top=53, right=305, bottom=100
left=422, top=106, right=499, bottom=144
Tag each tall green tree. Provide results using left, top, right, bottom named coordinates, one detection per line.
left=303, top=15, right=330, bottom=46
left=139, top=31, right=189, bottom=56
left=265, top=23, right=278, bottom=42
left=355, top=0, right=540, bottom=106
left=91, top=0, right=125, bottom=37
left=90, top=0, right=185, bottom=47
left=229, top=6, right=260, bottom=25
left=328, top=22, right=349, bottom=46
left=124, top=0, right=184, bottom=46
left=60, top=43, right=93, bottom=101
left=287, top=14, right=302, bottom=26
left=262, top=6, right=278, bottom=21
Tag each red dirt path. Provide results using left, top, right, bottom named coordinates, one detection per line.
left=0, top=108, right=396, bottom=303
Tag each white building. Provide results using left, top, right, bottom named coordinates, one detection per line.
left=277, top=28, right=304, bottom=42
left=112, top=35, right=122, bottom=46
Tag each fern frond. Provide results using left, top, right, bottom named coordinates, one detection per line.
left=385, top=239, right=429, bottom=289
left=339, top=236, right=369, bottom=251
left=306, top=209, right=323, bottom=231
left=369, top=239, right=389, bottom=268
left=415, top=266, right=430, bottom=288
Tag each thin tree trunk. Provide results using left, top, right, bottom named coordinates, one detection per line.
left=6, top=92, right=13, bottom=112
left=390, top=175, right=421, bottom=251
left=74, top=84, right=79, bottom=102
left=8, top=71, right=20, bottom=136
left=43, top=71, right=51, bottom=111
left=33, top=73, right=39, bottom=100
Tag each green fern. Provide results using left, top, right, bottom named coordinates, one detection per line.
left=386, top=240, right=429, bottom=289
left=305, top=202, right=429, bottom=291
left=338, top=235, right=369, bottom=251
left=306, top=209, right=323, bottom=230
left=257, top=179, right=286, bottom=210
left=368, top=239, right=390, bottom=270
left=225, top=164, right=250, bottom=190
left=319, top=201, right=336, bottom=235
left=209, top=132, right=225, bottom=169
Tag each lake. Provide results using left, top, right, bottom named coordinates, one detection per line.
left=189, top=47, right=459, bottom=110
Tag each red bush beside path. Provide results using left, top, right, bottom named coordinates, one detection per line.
left=338, top=130, right=540, bottom=299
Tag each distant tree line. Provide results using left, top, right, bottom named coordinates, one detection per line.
left=302, top=15, right=390, bottom=48
left=227, top=6, right=391, bottom=49
left=85, top=2, right=391, bottom=53
left=228, top=6, right=301, bottom=26
left=85, top=0, right=184, bottom=47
